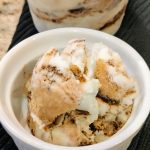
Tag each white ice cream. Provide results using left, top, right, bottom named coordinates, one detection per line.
left=27, top=39, right=138, bottom=146
left=78, top=79, right=100, bottom=124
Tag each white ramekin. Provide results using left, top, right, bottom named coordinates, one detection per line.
left=0, top=28, right=150, bottom=150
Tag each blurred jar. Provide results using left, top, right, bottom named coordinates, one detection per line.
left=27, top=0, right=128, bottom=34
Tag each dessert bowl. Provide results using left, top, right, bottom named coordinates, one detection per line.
left=0, top=28, right=150, bottom=150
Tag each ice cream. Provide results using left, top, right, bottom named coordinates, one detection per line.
left=28, top=0, right=128, bottom=34
left=27, top=39, right=138, bottom=146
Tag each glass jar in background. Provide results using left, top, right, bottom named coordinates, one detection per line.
left=27, top=0, right=128, bottom=34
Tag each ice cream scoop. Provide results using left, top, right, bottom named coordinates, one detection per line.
left=28, top=39, right=101, bottom=125
left=93, top=43, right=138, bottom=104
left=27, top=39, right=138, bottom=146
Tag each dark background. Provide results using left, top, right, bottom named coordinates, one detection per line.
left=0, top=0, right=150, bottom=149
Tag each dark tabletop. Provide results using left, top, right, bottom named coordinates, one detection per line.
left=0, top=0, right=150, bottom=149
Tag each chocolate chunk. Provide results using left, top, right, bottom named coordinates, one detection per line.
left=89, top=123, right=97, bottom=132
left=97, top=91, right=119, bottom=105
left=112, top=121, right=119, bottom=130
left=69, top=7, right=85, bottom=14
left=76, top=109, right=89, bottom=115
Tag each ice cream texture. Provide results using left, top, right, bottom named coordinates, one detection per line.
left=27, top=39, right=138, bottom=146
left=28, top=0, right=128, bottom=34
